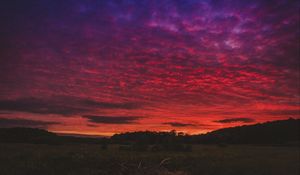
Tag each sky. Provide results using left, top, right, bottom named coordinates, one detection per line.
left=0, top=0, right=299, bottom=136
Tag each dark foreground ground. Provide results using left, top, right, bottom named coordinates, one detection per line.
left=0, top=143, right=299, bottom=175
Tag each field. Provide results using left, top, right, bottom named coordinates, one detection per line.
left=0, top=143, right=299, bottom=175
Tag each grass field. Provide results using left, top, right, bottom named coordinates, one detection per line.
left=0, top=143, right=299, bottom=175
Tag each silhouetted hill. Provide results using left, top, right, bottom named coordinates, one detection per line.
left=111, top=130, right=183, bottom=144
left=112, top=119, right=300, bottom=145
left=0, top=127, right=104, bottom=144
left=0, top=127, right=58, bottom=144
left=193, top=118, right=300, bottom=145
left=1, top=119, right=299, bottom=145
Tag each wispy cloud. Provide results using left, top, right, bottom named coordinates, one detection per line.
left=214, top=118, right=255, bottom=123
left=162, top=122, right=196, bottom=127
left=0, top=118, right=59, bottom=128
left=0, top=96, right=141, bottom=116
left=82, top=115, right=143, bottom=124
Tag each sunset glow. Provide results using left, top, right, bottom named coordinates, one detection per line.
left=0, top=0, right=299, bottom=136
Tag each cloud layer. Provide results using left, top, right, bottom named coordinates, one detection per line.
left=214, top=118, right=255, bottom=123
left=0, top=0, right=299, bottom=135
left=162, top=122, right=196, bottom=127
left=82, top=115, right=143, bottom=124
left=0, top=118, right=59, bottom=128
left=0, top=96, right=141, bottom=115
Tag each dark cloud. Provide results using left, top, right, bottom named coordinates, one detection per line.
left=214, top=118, right=255, bottom=123
left=82, top=99, right=141, bottom=110
left=82, top=115, right=143, bottom=124
left=0, top=118, right=59, bottom=128
left=0, top=97, right=86, bottom=115
left=0, top=112, right=11, bottom=115
left=163, top=122, right=196, bottom=127
left=0, top=96, right=141, bottom=115
left=87, top=124, right=98, bottom=128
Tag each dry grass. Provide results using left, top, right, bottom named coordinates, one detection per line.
left=0, top=143, right=299, bottom=175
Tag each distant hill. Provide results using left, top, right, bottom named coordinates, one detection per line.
left=112, top=118, right=300, bottom=145
left=1, top=119, right=299, bottom=145
left=111, top=130, right=180, bottom=144
left=56, top=132, right=106, bottom=138
left=193, top=118, right=300, bottom=145
left=0, top=127, right=58, bottom=144
left=0, top=127, right=104, bottom=144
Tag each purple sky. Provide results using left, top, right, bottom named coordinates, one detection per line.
left=0, top=0, right=299, bottom=136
